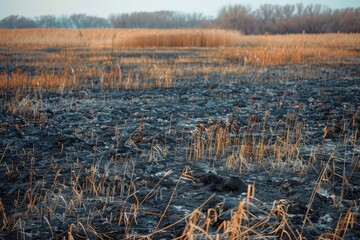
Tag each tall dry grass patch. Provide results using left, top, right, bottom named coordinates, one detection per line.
left=121, top=29, right=242, bottom=47
left=1, top=29, right=358, bottom=50
left=0, top=30, right=358, bottom=93
left=0, top=29, right=242, bottom=48
left=0, top=29, right=358, bottom=65
left=218, top=33, right=360, bottom=66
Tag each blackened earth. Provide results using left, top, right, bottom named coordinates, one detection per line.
left=1, top=65, right=360, bottom=239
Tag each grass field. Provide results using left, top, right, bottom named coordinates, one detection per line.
left=0, top=29, right=359, bottom=239
left=0, top=29, right=359, bottom=90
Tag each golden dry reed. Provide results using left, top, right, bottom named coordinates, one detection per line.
left=0, top=28, right=243, bottom=48
left=0, top=29, right=359, bottom=91
left=1, top=29, right=359, bottom=51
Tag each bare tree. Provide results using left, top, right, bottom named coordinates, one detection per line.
left=257, top=4, right=275, bottom=21
left=283, top=4, right=295, bottom=19
left=217, top=5, right=254, bottom=33
left=296, top=3, right=304, bottom=16
left=109, top=11, right=208, bottom=29
left=1, top=4, right=359, bottom=33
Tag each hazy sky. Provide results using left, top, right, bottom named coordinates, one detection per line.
left=1, top=0, right=359, bottom=19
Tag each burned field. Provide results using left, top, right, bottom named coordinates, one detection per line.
left=0, top=30, right=359, bottom=239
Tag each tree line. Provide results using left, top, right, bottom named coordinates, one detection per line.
left=217, top=4, right=360, bottom=34
left=1, top=4, right=359, bottom=34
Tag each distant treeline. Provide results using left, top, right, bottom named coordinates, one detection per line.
left=1, top=3, right=359, bottom=34
left=217, top=4, right=360, bottom=34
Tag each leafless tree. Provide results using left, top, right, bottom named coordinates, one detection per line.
left=283, top=5, right=295, bottom=19
left=217, top=5, right=255, bottom=34
left=1, top=4, right=359, bottom=33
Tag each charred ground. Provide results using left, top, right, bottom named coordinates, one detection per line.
left=0, top=46, right=359, bottom=239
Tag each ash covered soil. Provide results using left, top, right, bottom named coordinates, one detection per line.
left=0, top=62, right=360, bottom=239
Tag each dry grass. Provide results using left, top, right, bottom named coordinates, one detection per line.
left=0, top=29, right=242, bottom=48
left=1, top=152, right=356, bottom=239
left=0, top=29, right=359, bottom=239
left=176, top=183, right=356, bottom=239
left=0, top=29, right=358, bottom=61
left=218, top=34, right=360, bottom=66
left=0, top=29, right=358, bottom=93
left=186, top=110, right=310, bottom=174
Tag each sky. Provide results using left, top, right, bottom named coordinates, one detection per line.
left=1, top=0, right=359, bottom=19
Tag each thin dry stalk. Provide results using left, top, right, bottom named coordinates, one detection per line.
left=155, top=167, right=188, bottom=229
left=301, top=156, right=333, bottom=235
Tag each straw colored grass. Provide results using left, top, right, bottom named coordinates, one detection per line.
left=0, top=29, right=358, bottom=58
left=186, top=111, right=309, bottom=174
left=0, top=28, right=243, bottom=49
left=0, top=29, right=358, bottom=94
left=217, top=33, right=360, bottom=66
left=0, top=29, right=358, bottom=238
